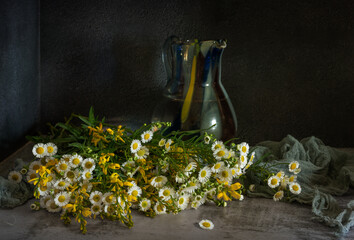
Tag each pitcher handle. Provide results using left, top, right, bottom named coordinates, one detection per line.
left=162, top=36, right=180, bottom=81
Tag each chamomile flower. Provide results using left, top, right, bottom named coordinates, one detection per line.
left=141, top=130, right=153, bottom=143
left=64, top=170, right=79, bottom=183
left=276, top=171, right=285, bottom=179
left=135, top=146, right=149, bottom=159
left=81, top=180, right=93, bottom=193
left=139, top=198, right=151, bottom=211
left=61, top=154, right=71, bottom=163
left=57, top=160, right=70, bottom=173
left=8, top=171, right=22, bottom=183
left=211, top=161, right=224, bottom=173
left=82, top=158, right=96, bottom=172
left=158, top=138, right=166, bottom=147
left=128, top=185, right=142, bottom=198
left=45, top=142, right=58, bottom=156
left=273, top=190, right=284, bottom=201
left=183, top=180, right=200, bottom=194
left=121, top=160, right=136, bottom=172
left=54, top=179, right=70, bottom=190
left=177, top=194, right=190, bottom=210
left=165, top=139, right=172, bottom=152
left=289, top=182, right=301, bottom=195
left=154, top=203, right=166, bottom=215
left=191, top=200, right=202, bottom=209
left=159, top=187, right=175, bottom=201
left=40, top=195, right=52, bottom=209
left=175, top=173, right=186, bottom=183
left=104, top=204, right=116, bottom=215
left=101, top=192, right=114, bottom=205
left=239, top=142, right=249, bottom=155
left=54, top=191, right=70, bottom=207
left=130, top=139, right=141, bottom=153
left=198, top=167, right=211, bottom=183
left=46, top=173, right=57, bottom=185
left=69, top=154, right=83, bottom=168
left=217, top=167, right=233, bottom=183
left=32, top=143, right=47, bottom=158
left=91, top=203, right=102, bottom=215
left=199, top=219, right=214, bottom=230
left=213, top=148, right=227, bottom=160
left=240, top=155, right=248, bottom=168
left=211, top=141, right=224, bottom=152
left=204, top=135, right=211, bottom=144
left=289, top=161, right=300, bottom=173
left=82, top=170, right=93, bottom=181
left=288, top=175, right=297, bottom=183
left=90, top=191, right=103, bottom=204
left=26, top=170, right=39, bottom=184
left=267, top=176, right=280, bottom=188
left=46, top=199, right=61, bottom=213
left=29, top=161, right=42, bottom=172
left=38, top=184, right=50, bottom=196
left=280, top=176, right=289, bottom=189
left=231, top=167, right=241, bottom=178
left=150, top=175, right=168, bottom=188
left=194, top=195, right=206, bottom=205
left=184, top=161, right=197, bottom=173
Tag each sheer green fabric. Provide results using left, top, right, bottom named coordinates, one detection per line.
left=248, top=135, right=354, bottom=235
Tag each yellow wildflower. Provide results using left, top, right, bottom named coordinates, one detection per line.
left=82, top=208, right=92, bottom=217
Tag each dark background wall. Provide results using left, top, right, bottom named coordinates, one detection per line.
left=1, top=0, right=353, bottom=160
left=0, top=0, right=40, bottom=160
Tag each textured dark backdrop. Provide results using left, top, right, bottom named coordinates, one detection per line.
left=0, top=0, right=39, bottom=160
left=1, top=0, right=354, bottom=160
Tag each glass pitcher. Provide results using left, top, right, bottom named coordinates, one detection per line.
left=152, top=36, right=237, bottom=141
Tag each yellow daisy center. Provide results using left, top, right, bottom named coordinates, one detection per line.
left=59, top=163, right=68, bottom=171
left=289, top=176, right=295, bottom=182
left=142, top=201, right=148, bottom=208
left=30, top=173, right=37, bottom=179
left=165, top=143, right=170, bottom=148
left=242, top=146, right=247, bottom=153
left=36, top=147, right=44, bottom=154
left=276, top=172, right=283, bottom=178
left=144, top=134, right=150, bottom=140
left=85, top=172, right=92, bottom=179
left=132, top=143, right=138, bottom=150
left=231, top=169, right=236, bottom=175
left=58, top=196, right=66, bottom=202
left=271, top=179, right=278, bottom=185
left=290, top=163, right=297, bottom=170
left=40, top=185, right=47, bottom=191
left=155, top=177, right=162, bottom=182
left=215, top=144, right=221, bottom=150
left=58, top=181, right=66, bottom=187
left=201, top=171, right=206, bottom=178
left=214, top=163, right=221, bottom=169
left=163, top=189, right=170, bottom=197
left=47, top=146, right=54, bottom=153
left=85, top=162, right=93, bottom=169
left=292, top=185, right=299, bottom=191
left=221, top=171, right=229, bottom=178
left=241, top=156, right=245, bottom=162
left=12, top=175, right=19, bottom=181
left=217, top=150, right=225, bottom=157
left=93, top=205, right=100, bottom=212
left=190, top=182, right=196, bottom=187
left=275, top=192, right=282, bottom=198
left=63, top=157, right=70, bottom=162
left=66, top=171, right=75, bottom=179
left=132, top=190, right=139, bottom=197
left=47, top=175, right=53, bottom=182
left=93, top=195, right=100, bottom=202
left=137, top=149, right=145, bottom=157
left=157, top=205, right=164, bottom=212
left=72, top=158, right=80, bottom=165
left=202, top=222, right=211, bottom=228
left=159, top=140, right=165, bottom=146
left=50, top=202, right=58, bottom=209
left=179, top=198, right=184, bottom=204
left=106, top=195, right=113, bottom=203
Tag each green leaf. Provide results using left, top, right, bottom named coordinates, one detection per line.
left=89, top=107, right=95, bottom=124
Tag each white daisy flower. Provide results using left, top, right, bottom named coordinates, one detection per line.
left=91, top=203, right=102, bottom=215
left=289, top=161, right=300, bottom=173
left=267, top=176, right=281, bottom=188
left=46, top=173, right=57, bottom=185
left=184, top=161, right=197, bottom=173
left=82, top=158, right=96, bottom=172
left=45, top=142, right=58, bottom=156
left=249, top=151, right=255, bottom=162
left=150, top=175, right=168, bottom=188
left=135, top=146, right=149, bottom=159
left=239, top=155, right=248, bottom=169
left=130, top=139, right=141, bottom=153
left=82, top=170, right=93, bottom=181
left=204, top=135, right=211, bottom=144
left=64, top=169, right=79, bottom=183
left=273, top=190, right=284, bottom=201
left=239, top=142, right=249, bottom=155
left=280, top=176, right=289, bottom=189
left=90, top=191, right=103, bottom=204
left=276, top=171, right=285, bottom=179
left=61, top=154, right=71, bottom=163
left=294, top=168, right=302, bottom=174
left=191, top=200, right=202, bottom=209
left=288, top=175, right=297, bottom=183
left=104, top=205, right=116, bottom=215
left=289, top=182, right=302, bottom=195
left=54, top=191, right=70, bottom=207
left=128, top=185, right=142, bottom=198
left=194, top=195, right=206, bottom=205
left=239, top=195, right=244, bottom=201
left=159, top=187, right=175, bottom=201
left=165, top=139, right=172, bottom=152
left=198, top=167, right=211, bottom=183
left=183, top=180, right=200, bottom=194
left=69, top=154, right=83, bottom=168
left=26, top=170, right=39, bottom=184
left=217, top=167, right=233, bottom=183
left=38, top=184, right=50, bottom=196
left=211, top=141, right=224, bottom=152
left=40, top=195, right=52, bottom=209
left=158, top=138, right=166, bottom=147
left=46, top=199, right=61, bottom=213
left=231, top=166, right=242, bottom=178
left=139, top=198, right=151, bottom=211
left=211, top=161, right=224, bottom=173
left=57, top=160, right=70, bottom=173
left=154, top=203, right=166, bottom=215
left=8, top=171, right=22, bottom=183
left=102, top=192, right=114, bottom=205
left=54, top=179, right=70, bottom=190
left=175, top=173, right=186, bottom=183
left=121, top=160, right=136, bottom=172
left=32, top=143, right=47, bottom=158
left=213, top=148, right=227, bottom=160
left=199, top=219, right=214, bottom=230
left=29, top=161, right=42, bottom=172
left=81, top=180, right=93, bottom=193
left=177, top=194, right=190, bottom=210
left=141, top=130, right=153, bottom=143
